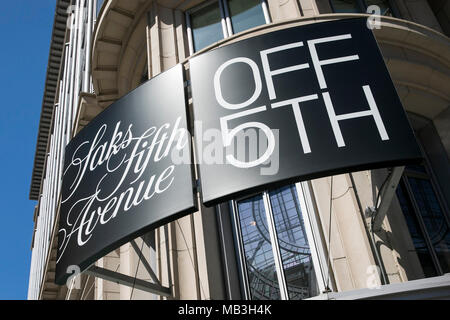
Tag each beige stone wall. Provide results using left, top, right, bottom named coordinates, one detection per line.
left=266, top=0, right=332, bottom=20
left=95, top=250, right=120, bottom=300
left=310, top=169, right=428, bottom=292
left=146, top=2, right=224, bottom=300
left=310, top=174, right=378, bottom=291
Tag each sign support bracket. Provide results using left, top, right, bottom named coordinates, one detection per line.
left=84, top=265, right=172, bottom=298
left=130, top=238, right=161, bottom=286
left=367, top=166, right=405, bottom=231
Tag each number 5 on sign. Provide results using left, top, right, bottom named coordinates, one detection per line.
left=219, top=106, right=275, bottom=168
left=214, top=57, right=275, bottom=168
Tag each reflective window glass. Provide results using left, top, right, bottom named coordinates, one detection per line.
left=227, top=0, right=266, bottom=34
left=407, top=177, right=450, bottom=273
left=269, top=186, right=319, bottom=299
left=398, top=161, right=450, bottom=277
left=190, top=1, right=224, bottom=52
left=237, top=195, right=281, bottom=300
left=236, top=185, right=320, bottom=300
left=396, top=182, right=438, bottom=277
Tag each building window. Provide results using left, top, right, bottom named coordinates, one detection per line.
left=232, top=184, right=325, bottom=300
left=226, top=0, right=267, bottom=34
left=188, top=1, right=224, bottom=53
left=186, top=0, right=270, bottom=54
left=329, top=0, right=397, bottom=16
left=397, top=164, right=450, bottom=277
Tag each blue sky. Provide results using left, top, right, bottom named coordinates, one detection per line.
left=0, top=1, right=56, bottom=299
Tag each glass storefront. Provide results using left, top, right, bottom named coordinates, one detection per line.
left=234, top=185, right=321, bottom=300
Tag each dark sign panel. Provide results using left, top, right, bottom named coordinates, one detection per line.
left=190, top=18, right=422, bottom=206
left=55, top=64, right=196, bottom=285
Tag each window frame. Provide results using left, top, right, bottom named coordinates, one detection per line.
left=185, top=0, right=271, bottom=55
left=230, top=182, right=330, bottom=300
left=398, top=146, right=450, bottom=276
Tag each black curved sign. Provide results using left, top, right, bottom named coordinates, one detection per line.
left=55, top=64, right=196, bottom=285
left=190, top=18, right=422, bottom=206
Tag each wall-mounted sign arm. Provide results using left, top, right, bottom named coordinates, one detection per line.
left=370, top=166, right=405, bottom=231
left=84, top=265, right=172, bottom=298
left=130, top=239, right=161, bottom=286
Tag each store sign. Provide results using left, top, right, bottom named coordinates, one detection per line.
left=55, top=65, right=196, bottom=285
left=190, top=18, right=422, bottom=206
